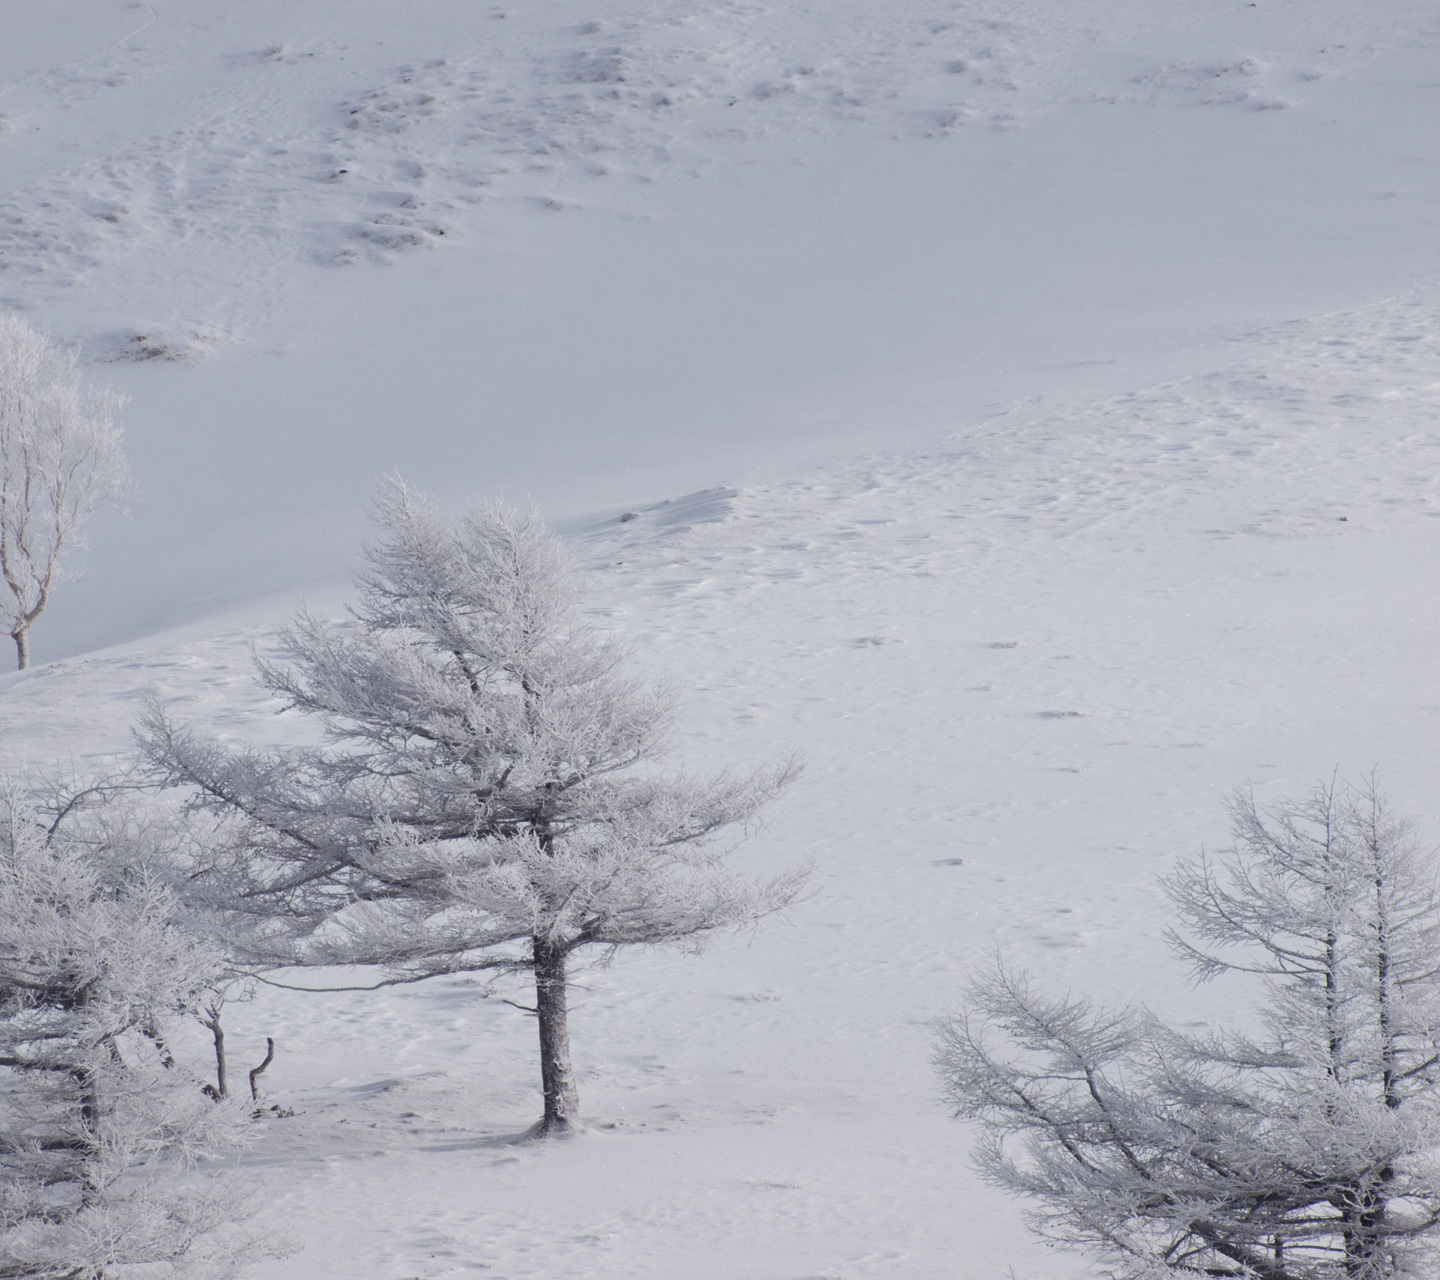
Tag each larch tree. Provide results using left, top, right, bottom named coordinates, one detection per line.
left=0, top=315, right=130, bottom=671
left=0, top=782, right=276, bottom=1280
left=936, top=778, right=1440, bottom=1280
left=142, top=480, right=807, bottom=1136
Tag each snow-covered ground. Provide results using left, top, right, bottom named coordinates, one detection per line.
left=4, top=2, right=1440, bottom=1277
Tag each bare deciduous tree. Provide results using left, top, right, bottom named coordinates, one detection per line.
left=0, top=315, right=130, bottom=670
left=143, top=480, right=807, bottom=1136
left=936, top=778, right=1440, bottom=1280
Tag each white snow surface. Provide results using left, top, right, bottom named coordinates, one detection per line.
left=3, top=1, right=1440, bottom=1276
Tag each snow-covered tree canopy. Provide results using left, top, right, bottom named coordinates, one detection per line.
left=936, top=780, right=1440, bottom=1280
left=0, top=316, right=130, bottom=670
left=143, top=481, right=807, bottom=1133
left=0, top=784, right=270, bottom=1279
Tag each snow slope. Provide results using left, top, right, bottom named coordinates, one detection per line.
left=2, top=0, right=1437, bottom=656
left=4, top=2, right=1440, bottom=1278
left=7, top=288, right=1440, bottom=1279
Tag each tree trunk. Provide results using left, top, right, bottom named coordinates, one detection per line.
left=205, top=1012, right=227, bottom=1099
left=12, top=627, right=28, bottom=671
left=249, top=1037, right=276, bottom=1102
left=533, top=938, right=580, bottom=1136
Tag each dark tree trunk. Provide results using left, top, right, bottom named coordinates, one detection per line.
left=199, top=1006, right=227, bottom=1099
left=13, top=628, right=28, bottom=671
left=249, top=1037, right=276, bottom=1102
left=533, top=937, right=580, bottom=1136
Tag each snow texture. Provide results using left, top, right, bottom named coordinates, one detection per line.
left=3, top=0, right=1440, bottom=1276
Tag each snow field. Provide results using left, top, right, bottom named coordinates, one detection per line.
left=4, top=0, right=1440, bottom=1275
left=2, top=0, right=1437, bottom=658
left=6, top=287, right=1440, bottom=1276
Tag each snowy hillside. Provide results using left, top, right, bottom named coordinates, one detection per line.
left=2, top=0, right=1436, bottom=657
left=4, top=1, right=1440, bottom=1277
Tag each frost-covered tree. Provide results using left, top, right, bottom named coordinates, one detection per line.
left=936, top=779, right=1440, bottom=1280
left=142, top=481, right=807, bottom=1136
left=0, top=315, right=130, bottom=670
left=0, top=783, right=273, bottom=1279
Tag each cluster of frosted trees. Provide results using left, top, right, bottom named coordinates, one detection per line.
left=7, top=316, right=1440, bottom=1279
left=1, top=368, right=808, bottom=1274
left=0, top=788, right=276, bottom=1279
